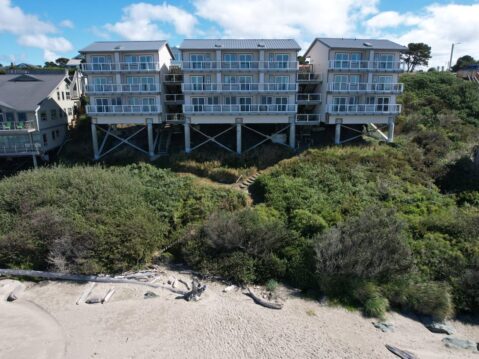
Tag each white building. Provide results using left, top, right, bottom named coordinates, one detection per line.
left=0, top=70, right=80, bottom=166
left=79, top=41, right=173, bottom=160
left=304, top=38, right=406, bottom=144
left=179, top=39, right=301, bottom=154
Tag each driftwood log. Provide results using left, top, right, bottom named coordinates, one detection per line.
left=385, top=345, right=418, bottom=359
left=0, top=269, right=185, bottom=295
left=183, top=278, right=206, bottom=301
left=246, top=287, right=283, bottom=310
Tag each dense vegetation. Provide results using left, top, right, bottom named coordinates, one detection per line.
left=0, top=71, right=478, bottom=321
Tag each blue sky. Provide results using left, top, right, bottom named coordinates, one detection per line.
left=1, top=0, right=479, bottom=68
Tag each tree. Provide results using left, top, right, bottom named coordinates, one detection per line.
left=451, top=55, right=477, bottom=72
left=402, top=43, right=432, bottom=72
left=44, top=61, right=57, bottom=68
left=55, top=57, right=69, bottom=67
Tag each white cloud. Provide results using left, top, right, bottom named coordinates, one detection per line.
left=0, top=0, right=73, bottom=61
left=105, top=2, right=198, bottom=40
left=60, top=19, right=74, bottom=29
left=370, top=4, right=479, bottom=68
left=193, top=0, right=379, bottom=41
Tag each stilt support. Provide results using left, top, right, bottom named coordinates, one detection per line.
left=147, top=119, right=154, bottom=158
left=289, top=120, right=296, bottom=149
left=387, top=118, right=395, bottom=143
left=32, top=155, right=38, bottom=169
left=91, top=122, right=99, bottom=160
left=236, top=122, right=242, bottom=155
left=184, top=122, right=191, bottom=153
left=335, top=122, right=341, bottom=145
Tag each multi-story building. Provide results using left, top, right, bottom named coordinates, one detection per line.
left=304, top=38, right=406, bottom=144
left=79, top=41, right=173, bottom=160
left=0, top=70, right=80, bottom=166
left=179, top=39, right=300, bottom=154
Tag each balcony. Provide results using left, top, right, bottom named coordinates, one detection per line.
left=183, top=104, right=297, bottom=114
left=81, top=62, right=161, bottom=73
left=328, top=83, right=404, bottom=94
left=164, top=113, right=185, bottom=122
left=182, top=83, right=297, bottom=93
left=297, top=73, right=322, bottom=82
left=164, top=94, right=185, bottom=103
left=181, top=61, right=298, bottom=71
left=86, top=105, right=161, bottom=115
left=296, top=93, right=321, bottom=104
left=85, top=83, right=161, bottom=94
left=164, top=74, right=183, bottom=83
left=0, top=120, right=36, bottom=132
left=0, top=143, right=41, bottom=155
left=328, top=60, right=403, bottom=72
left=296, top=114, right=320, bottom=123
left=327, top=104, right=401, bottom=115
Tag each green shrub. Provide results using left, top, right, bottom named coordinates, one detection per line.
left=405, top=282, right=454, bottom=321
left=290, top=209, right=328, bottom=237
left=266, top=279, right=279, bottom=292
left=364, top=297, right=389, bottom=319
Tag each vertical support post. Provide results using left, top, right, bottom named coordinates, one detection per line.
left=236, top=122, right=242, bottom=155
left=32, top=155, right=38, bottom=169
left=289, top=120, right=296, bottom=149
left=90, top=121, right=99, bottom=160
left=28, top=132, right=37, bottom=169
left=335, top=122, right=341, bottom=145
left=147, top=119, right=154, bottom=158
left=184, top=121, right=191, bottom=153
left=387, top=117, right=395, bottom=143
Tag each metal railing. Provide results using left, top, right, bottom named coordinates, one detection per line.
left=0, top=120, right=36, bottom=131
left=327, top=82, right=404, bottom=93
left=296, top=114, right=320, bottom=122
left=86, top=105, right=161, bottom=114
left=81, top=62, right=161, bottom=72
left=296, top=93, right=321, bottom=103
left=328, top=60, right=403, bottom=71
left=182, top=83, right=297, bottom=92
left=164, top=113, right=185, bottom=122
left=183, top=104, right=297, bottom=114
left=327, top=104, right=401, bottom=114
left=0, top=143, right=41, bottom=154
left=85, top=83, right=161, bottom=93
left=181, top=61, right=299, bottom=71
left=164, top=74, right=184, bottom=82
left=297, top=73, right=322, bottom=82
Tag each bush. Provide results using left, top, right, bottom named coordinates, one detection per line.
left=290, top=209, right=328, bottom=237
left=266, top=279, right=279, bottom=292
left=405, top=282, right=454, bottom=321
left=353, top=282, right=389, bottom=319
left=314, top=206, right=412, bottom=281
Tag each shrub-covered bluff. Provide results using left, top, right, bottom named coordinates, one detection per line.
left=0, top=71, right=478, bottom=321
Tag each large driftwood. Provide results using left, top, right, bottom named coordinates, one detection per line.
left=0, top=269, right=185, bottom=295
left=76, top=282, right=96, bottom=305
left=246, top=287, right=283, bottom=310
left=385, top=345, right=418, bottom=359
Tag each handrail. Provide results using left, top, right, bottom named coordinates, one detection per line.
left=0, top=143, right=41, bottom=153
left=81, top=62, right=161, bottom=72
left=85, top=83, right=161, bottom=93
left=181, top=83, right=298, bottom=92
left=327, top=104, right=401, bottom=114
left=0, top=120, right=36, bottom=130
left=181, top=60, right=299, bottom=70
left=183, top=104, right=297, bottom=113
left=296, top=93, right=321, bottom=102
left=328, top=60, right=403, bottom=71
left=296, top=114, right=320, bottom=122
left=164, top=94, right=185, bottom=102
left=86, top=105, right=161, bottom=114
left=328, top=82, right=404, bottom=92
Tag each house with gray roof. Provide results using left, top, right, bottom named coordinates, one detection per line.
left=0, top=71, right=79, bottom=165
left=304, top=37, right=407, bottom=144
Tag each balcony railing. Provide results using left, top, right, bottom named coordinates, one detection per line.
left=164, top=74, right=183, bottom=83
left=181, top=61, right=298, bottom=71
left=164, top=113, right=185, bottom=122
left=183, top=104, right=297, bottom=114
left=328, top=83, right=404, bottom=93
left=0, top=143, right=41, bottom=154
left=328, top=60, right=403, bottom=72
left=85, top=83, right=161, bottom=94
left=0, top=120, right=36, bottom=131
left=296, top=114, right=320, bottom=122
left=297, top=73, right=322, bottom=82
left=182, top=83, right=297, bottom=92
left=164, top=94, right=185, bottom=103
left=86, top=105, right=161, bottom=115
left=81, top=62, right=161, bottom=72
left=296, top=93, right=321, bottom=103
left=327, top=104, right=401, bottom=115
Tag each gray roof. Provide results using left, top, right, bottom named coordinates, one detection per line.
left=180, top=39, right=301, bottom=50
left=305, top=38, right=407, bottom=56
left=0, top=73, right=66, bottom=111
left=79, top=40, right=168, bottom=53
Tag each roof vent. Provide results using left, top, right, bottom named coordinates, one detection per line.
left=363, top=42, right=373, bottom=47
left=214, top=44, right=222, bottom=48
left=257, top=43, right=265, bottom=48
left=114, top=45, right=123, bottom=50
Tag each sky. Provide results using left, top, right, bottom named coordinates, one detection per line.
left=1, top=0, right=479, bottom=68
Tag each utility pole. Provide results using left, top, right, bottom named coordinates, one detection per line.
left=448, top=42, right=461, bottom=71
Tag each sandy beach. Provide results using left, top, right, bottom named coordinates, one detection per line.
left=0, top=268, right=477, bottom=359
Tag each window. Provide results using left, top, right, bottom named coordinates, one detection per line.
left=18, top=113, right=27, bottom=122
left=62, top=92, right=65, bottom=100
left=274, top=76, right=289, bottom=91
left=192, top=97, right=206, bottom=112
left=40, top=112, right=47, bottom=121
left=191, top=76, right=204, bottom=91
left=270, top=53, right=289, bottom=69
left=334, top=53, right=349, bottom=68
left=376, top=97, right=390, bottom=112
left=239, top=76, right=252, bottom=91
left=224, top=96, right=236, bottom=105
left=350, top=52, right=362, bottom=69
left=95, top=98, right=109, bottom=112
left=239, top=97, right=252, bottom=112
left=43, top=133, right=48, bottom=146
left=375, top=53, right=394, bottom=69
left=52, top=130, right=56, bottom=140
left=66, top=92, right=71, bottom=100
left=91, top=55, right=112, bottom=71
left=190, top=54, right=209, bottom=69
left=68, top=108, right=73, bottom=116
left=50, top=109, right=57, bottom=120
left=0, top=109, right=3, bottom=122
left=239, top=54, right=253, bottom=69
left=333, top=97, right=347, bottom=112
left=275, top=97, right=288, bottom=111
left=6, top=112, right=14, bottom=122
left=333, top=75, right=348, bottom=91
left=374, top=75, right=393, bottom=91
left=55, top=129, right=60, bottom=138
left=57, top=91, right=60, bottom=100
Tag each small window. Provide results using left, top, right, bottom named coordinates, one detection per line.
left=6, top=112, right=14, bottom=122
left=68, top=108, right=73, bottom=116
left=57, top=92, right=60, bottom=100
left=55, top=129, right=60, bottom=137
left=52, top=130, right=56, bottom=140
left=18, top=113, right=27, bottom=122
left=66, top=92, right=71, bottom=100
left=50, top=109, right=57, bottom=120
left=62, top=92, right=65, bottom=100
left=42, top=133, right=48, bottom=146
left=40, top=112, right=47, bottom=121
